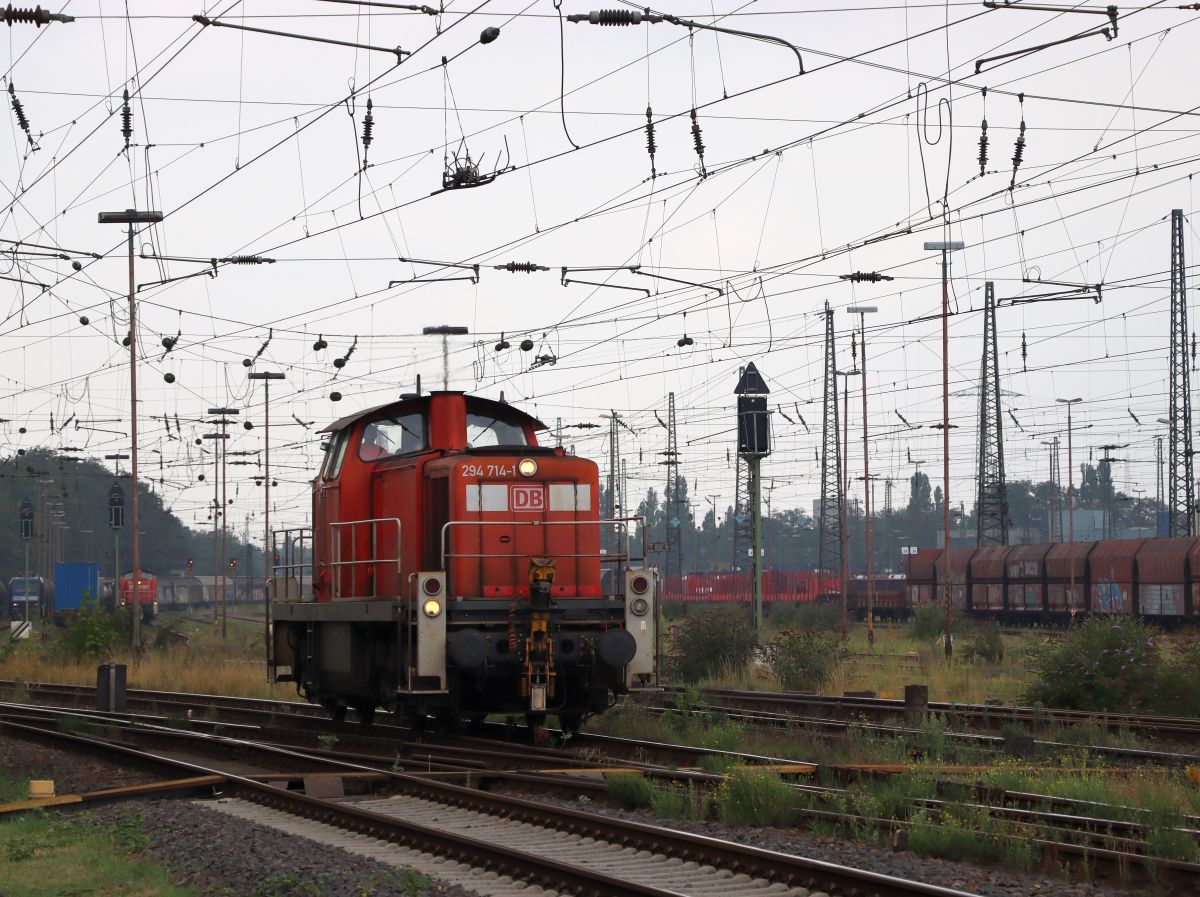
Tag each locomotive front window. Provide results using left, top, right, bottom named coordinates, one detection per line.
left=360, top=413, right=426, bottom=460
left=466, top=413, right=528, bottom=447
left=323, top=429, right=351, bottom=479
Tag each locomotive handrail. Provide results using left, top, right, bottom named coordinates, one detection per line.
left=270, top=527, right=313, bottom=602
left=329, top=517, right=402, bottom=600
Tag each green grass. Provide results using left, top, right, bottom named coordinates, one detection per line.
left=0, top=809, right=198, bottom=897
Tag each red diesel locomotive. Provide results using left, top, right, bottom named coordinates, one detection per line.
left=269, top=391, right=656, bottom=730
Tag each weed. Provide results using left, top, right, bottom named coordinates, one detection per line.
left=316, top=733, right=339, bottom=751
left=651, top=781, right=710, bottom=821
left=391, top=866, right=435, bottom=897
left=698, top=754, right=739, bottom=775
left=6, top=836, right=36, bottom=862
left=719, top=767, right=797, bottom=827
left=767, top=626, right=846, bottom=691
left=606, top=773, right=655, bottom=809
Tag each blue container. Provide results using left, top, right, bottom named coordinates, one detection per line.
left=54, top=562, right=100, bottom=613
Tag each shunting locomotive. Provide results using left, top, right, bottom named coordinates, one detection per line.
left=268, top=391, right=656, bottom=730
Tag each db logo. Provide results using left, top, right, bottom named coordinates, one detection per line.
left=510, top=485, right=544, bottom=511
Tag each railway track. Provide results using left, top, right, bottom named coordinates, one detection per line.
left=3, top=681, right=1199, bottom=891
left=0, top=705, right=987, bottom=897
left=650, top=686, right=1200, bottom=740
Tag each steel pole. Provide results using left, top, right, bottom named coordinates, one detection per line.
left=127, top=223, right=141, bottom=660
left=23, top=542, right=29, bottom=624
left=221, top=414, right=228, bottom=641
left=860, top=314, right=875, bottom=646
left=840, top=372, right=850, bottom=634
left=751, top=455, right=763, bottom=633
left=1067, top=403, right=1076, bottom=599
left=263, top=378, right=271, bottom=673
left=941, top=248, right=953, bottom=660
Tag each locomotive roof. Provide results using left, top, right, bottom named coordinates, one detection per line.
left=320, top=392, right=548, bottom=434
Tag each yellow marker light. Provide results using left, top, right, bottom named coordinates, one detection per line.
left=518, top=458, right=538, bottom=477
left=422, top=597, right=442, bottom=618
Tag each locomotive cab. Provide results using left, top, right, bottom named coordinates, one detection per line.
left=271, top=391, right=655, bottom=730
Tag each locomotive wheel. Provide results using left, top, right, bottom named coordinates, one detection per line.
left=556, top=713, right=583, bottom=735
left=525, top=712, right=549, bottom=746
left=323, top=701, right=347, bottom=723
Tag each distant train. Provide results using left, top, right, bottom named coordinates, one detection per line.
left=118, top=571, right=158, bottom=625
left=667, top=537, right=1200, bottom=625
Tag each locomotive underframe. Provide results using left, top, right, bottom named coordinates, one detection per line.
left=272, top=596, right=636, bottom=725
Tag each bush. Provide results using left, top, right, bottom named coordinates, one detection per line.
left=909, top=605, right=944, bottom=641
left=962, top=622, right=1005, bottom=663
left=719, top=767, right=798, bottom=827
left=1152, top=630, right=1200, bottom=718
left=605, top=773, right=655, bottom=809
left=766, top=627, right=846, bottom=691
left=1022, top=616, right=1160, bottom=712
left=60, top=599, right=131, bottom=661
left=666, top=606, right=758, bottom=682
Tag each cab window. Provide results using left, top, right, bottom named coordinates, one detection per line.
left=360, top=413, right=426, bottom=461
left=466, top=413, right=528, bottom=447
left=322, top=429, right=351, bottom=479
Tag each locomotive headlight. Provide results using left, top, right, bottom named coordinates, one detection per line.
left=422, top=597, right=443, bottom=618
left=518, top=458, right=538, bottom=477
left=630, top=596, right=650, bottom=616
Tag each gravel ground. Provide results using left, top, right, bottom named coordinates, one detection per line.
left=0, top=737, right=479, bottom=897
left=511, top=790, right=1157, bottom=897
left=0, top=735, right=1167, bottom=897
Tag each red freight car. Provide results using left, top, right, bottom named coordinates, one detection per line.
left=270, top=392, right=656, bottom=731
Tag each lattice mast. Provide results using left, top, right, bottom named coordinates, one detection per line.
left=732, top=454, right=753, bottom=567
left=663, top=392, right=682, bottom=585
left=606, top=412, right=621, bottom=555
left=818, top=301, right=842, bottom=578
left=1046, top=437, right=1062, bottom=542
left=1169, top=208, right=1193, bottom=536
left=976, top=282, right=1008, bottom=545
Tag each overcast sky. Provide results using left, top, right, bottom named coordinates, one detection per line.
left=1, top=0, right=1197, bottom=545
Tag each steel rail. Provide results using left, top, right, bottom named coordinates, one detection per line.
left=0, top=712, right=985, bottom=897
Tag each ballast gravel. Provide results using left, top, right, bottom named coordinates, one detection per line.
left=0, top=737, right=477, bottom=897
left=515, top=791, right=1151, bottom=897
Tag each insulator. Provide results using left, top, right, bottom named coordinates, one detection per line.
left=690, top=108, right=706, bottom=177
left=313, top=334, right=328, bottom=351
left=227, top=255, right=265, bottom=265
left=2, top=5, right=59, bottom=26
left=361, top=97, right=374, bottom=166
left=121, top=88, right=132, bottom=149
left=1009, top=94, right=1026, bottom=188
left=645, top=105, right=656, bottom=175
left=494, top=339, right=510, bottom=351
left=677, top=335, right=694, bottom=347
left=161, top=336, right=176, bottom=350
left=586, top=9, right=643, bottom=25
left=496, top=261, right=545, bottom=273
left=840, top=271, right=893, bottom=283
left=851, top=330, right=858, bottom=362
left=977, top=118, right=988, bottom=175
left=333, top=357, right=346, bottom=369
left=1020, top=331, right=1027, bottom=371
left=8, top=82, right=29, bottom=142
